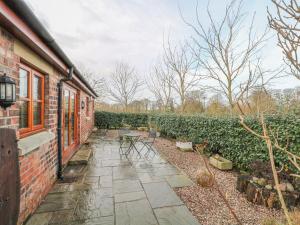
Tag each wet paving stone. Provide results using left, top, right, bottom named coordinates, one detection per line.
left=165, top=174, right=194, bottom=188
left=25, top=138, right=200, bottom=225
left=25, top=212, right=53, bottom=225
left=102, top=159, right=131, bottom=167
left=114, top=191, right=146, bottom=203
left=99, top=175, right=112, bottom=188
left=115, top=199, right=158, bottom=225
left=74, top=197, right=114, bottom=220
left=86, top=167, right=112, bottom=176
left=143, top=182, right=183, bottom=208
left=113, top=179, right=143, bottom=194
left=137, top=173, right=165, bottom=184
left=113, top=166, right=138, bottom=180
left=154, top=205, right=201, bottom=225
left=48, top=209, right=74, bottom=224
left=36, top=192, right=79, bottom=213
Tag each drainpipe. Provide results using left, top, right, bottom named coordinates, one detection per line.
left=57, top=67, right=73, bottom=179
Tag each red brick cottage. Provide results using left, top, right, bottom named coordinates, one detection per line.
left=0, top=0, right=97, bottom=223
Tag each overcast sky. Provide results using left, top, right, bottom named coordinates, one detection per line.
left=25, top=0, right=299, bottom=100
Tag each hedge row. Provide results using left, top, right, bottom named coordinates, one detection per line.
left=95, top=111, right=300, bottom=170
left=94, top=111, right=148, bottom=129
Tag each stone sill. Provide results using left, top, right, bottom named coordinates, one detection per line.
left=18, top=130, right=55, bottom=156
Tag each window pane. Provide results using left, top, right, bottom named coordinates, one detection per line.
left=19, top=101, right=29, bottom=128
left=33, top=102, right=42, bottom=125
left=64, top=90, right=69, bottom=147
left=33, top=75, right=42, bottom=100
left=19, top=69, right=28, bottom=98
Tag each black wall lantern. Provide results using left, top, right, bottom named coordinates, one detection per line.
left=0, top=73, right=16, bottom=109
left=81, top=100, right=85, bottom=109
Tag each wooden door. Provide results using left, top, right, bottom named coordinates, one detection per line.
left=63, top=87, right=78, bottom=150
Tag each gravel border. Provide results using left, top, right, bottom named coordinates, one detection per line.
left=153, top=136, right=283, bottom=225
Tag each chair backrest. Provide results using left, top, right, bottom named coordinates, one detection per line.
left=118, top=128, right=130, bottom=137
left=148, top=129, right=157, bottom=138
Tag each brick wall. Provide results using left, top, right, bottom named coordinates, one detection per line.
left=0, top=27, right=19, bottom=131
left=0, top=26, right=95, bottom=224
left=79, top=91, right=94, bottom=144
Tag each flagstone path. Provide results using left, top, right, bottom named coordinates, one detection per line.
left=25, top=134, right=200, bottom=225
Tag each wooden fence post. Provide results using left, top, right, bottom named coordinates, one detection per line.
left=0, top=128, right=20, bottom=225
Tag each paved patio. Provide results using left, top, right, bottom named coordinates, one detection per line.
left=25, top=133, right=200, bottom=225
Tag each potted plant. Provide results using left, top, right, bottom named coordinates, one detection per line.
left=176, top=136, right=193, bottom=152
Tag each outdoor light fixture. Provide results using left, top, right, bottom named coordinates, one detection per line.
left=0, top=73, right=16, bottom=109
left=81, top=100, right=85, bottom=109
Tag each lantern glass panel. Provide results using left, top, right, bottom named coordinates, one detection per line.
left=0, top=83, right=5, bottom=100
left=12, top=84, right=16, bottom=101
left=6, top=83, right=12, bottom=100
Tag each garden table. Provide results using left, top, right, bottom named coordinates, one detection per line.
left=123, top=132, right=141, bottom=155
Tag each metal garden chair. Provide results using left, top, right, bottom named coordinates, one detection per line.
left=140, top=129, right=157, bottom=156
left=118, top=127, right=130, bottom=155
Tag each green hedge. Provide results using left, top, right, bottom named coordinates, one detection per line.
left=95, top=111, right=300, bottom=170
left=94, top=111, right=148, bottom=129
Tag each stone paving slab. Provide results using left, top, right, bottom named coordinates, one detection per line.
left=143, top=182, right=183, bottom=208
left=165, top=174, right=194, bottom=188
left=113, top=179, right=143, bottom=194
left=69, top=148, right=92, bottom=165
left=25, top=137, right=200, bottom=225
left=114, top=191, right=146, bottom=203
left=154, top=205, right=201, bottom=225
left=115, top=199, right=158, bottom=225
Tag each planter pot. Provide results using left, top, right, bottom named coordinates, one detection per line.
left=209, top=155, right=232, bottom=170
left=176, top=141, right=193, bottom=152
left=156, top=132, right=160, bottom=137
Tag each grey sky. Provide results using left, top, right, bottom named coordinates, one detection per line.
left=25, top=0, right=299, bottom=100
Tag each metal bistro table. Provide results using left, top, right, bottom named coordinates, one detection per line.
left=122, top=132, right=141, bottom=155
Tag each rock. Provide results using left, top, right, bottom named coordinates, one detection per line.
left=236, top=175, right=250, bottom=193
left=246, top=182, right=263, bottom=204
left=266, top=192, right=278, bottom=209
left=274, top=183, right=287, bottom=192
left=265, top=184, right=273, bottom=190
left=252, top=177, right=259, bottom=183
left=257, top=178, right=267, bottom=186
left=286, top=183, right=295, bottom=192
left=196, top=170, right=214, bottom=188
left=293, top=177, right=300, bottom=191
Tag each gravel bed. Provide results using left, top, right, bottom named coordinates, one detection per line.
left=104, top=130, right=282, bottom=225
left=153, top=136, right=283, bottom=225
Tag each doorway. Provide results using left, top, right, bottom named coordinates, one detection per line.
left=63, top=86, right=78, bottom=151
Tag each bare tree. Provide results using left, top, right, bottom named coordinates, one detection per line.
left=108, top=62, right=143, bottom=111
left=78, top=65, right=106, bottom=101
left=268, top=0, right=300, bottom=80
left=183, top=0, right=278, bottom=110
left=147, top=62, right=173, bottom=112
left=163, top=40, right=200, bottom=112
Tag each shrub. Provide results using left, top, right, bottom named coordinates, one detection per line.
left=94, top=111, right=300, bottom=171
